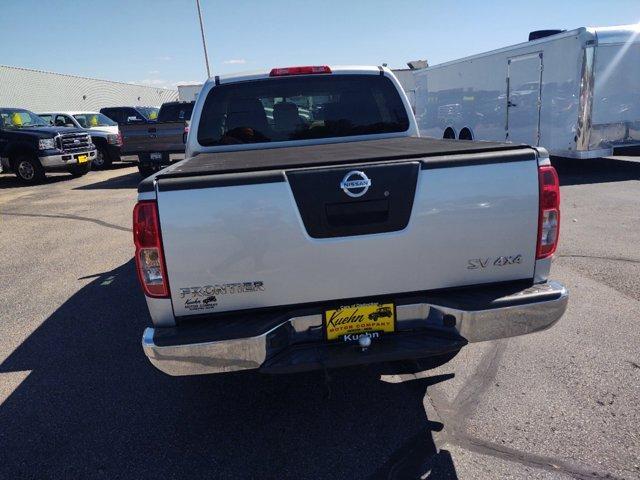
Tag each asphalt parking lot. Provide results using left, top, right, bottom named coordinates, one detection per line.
left=0, top=157, right=638, bottom=479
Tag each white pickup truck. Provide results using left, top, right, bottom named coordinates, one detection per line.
left=134, top=65, right=567, bottom=376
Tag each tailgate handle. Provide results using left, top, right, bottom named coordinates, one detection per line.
left=325, top=199, right=389, bottom=227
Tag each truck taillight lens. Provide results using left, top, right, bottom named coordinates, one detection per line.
left=133, top=201, right=169, bottom=298
left=536, top=165, right=560, bottom=259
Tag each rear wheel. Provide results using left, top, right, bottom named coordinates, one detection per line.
left=14, top=154, right=45, bottom=184
left=92, top=147, right=113, bottom=170
left=69, top=162, right=91, bottom=177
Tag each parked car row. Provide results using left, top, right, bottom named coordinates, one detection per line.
left=0, top=100, right=194, bottom=183
left=0, top=108, right=96, bottom=183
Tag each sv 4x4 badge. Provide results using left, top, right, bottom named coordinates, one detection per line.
left=467, top=255, right=523, bottom=270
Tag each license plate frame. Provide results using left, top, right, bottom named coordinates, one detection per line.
left=150, top=152, right=162, bottom=161
left=77, top=155, right=88, bottom=164
left=324, top=302, right=396, bottom=341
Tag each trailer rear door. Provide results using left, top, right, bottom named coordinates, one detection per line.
left=507, top=53, right=543, bottom=146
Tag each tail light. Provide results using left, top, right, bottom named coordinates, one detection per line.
left=270, top=65, right=331, bottom=76
left=183, top=124, right=189, bottom=144
left=133, top=201, right=169, bottom=297
left=536, top=165, right=560, bottom=259
left=116, top=131, right=123, bottom=146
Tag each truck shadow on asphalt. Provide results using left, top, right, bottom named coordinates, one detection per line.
left=553, top=156, right=640, bottom=186
left=0, top=260, right=458, bottom=480
left=73, top=165, right=140, bottom=190
left=0, top=164, right=138, bottom=190
left=0, top=173, right=73, bottom=189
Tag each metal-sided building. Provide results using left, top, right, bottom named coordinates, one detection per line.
left=0, top=65, right=178, bottom=111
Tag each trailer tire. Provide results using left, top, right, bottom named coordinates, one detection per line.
left=443, top=127, right=456, bottom=139
left=459, top=127, right=473, bottom=140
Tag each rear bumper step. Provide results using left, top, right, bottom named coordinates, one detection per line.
left=142, top=281, right=568, bottom=376
left=261, top=332, right=467, bottom=374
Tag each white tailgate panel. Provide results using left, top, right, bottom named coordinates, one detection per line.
left=159, top=161, right=539, bottom=316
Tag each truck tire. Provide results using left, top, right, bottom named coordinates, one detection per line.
left=92, top=146, right=113, bottom=170
left=138, top=164, right=156, bottom=178
left=14, top=154, right=46, bottom=184
left=69, top=162, right=91, bottom=177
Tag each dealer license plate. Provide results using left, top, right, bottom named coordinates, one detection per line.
left=324, top=302, right=395, bottom=341
left=77, top=155, right=88, bottom=163
left=150, top=152, right=162, bottom=160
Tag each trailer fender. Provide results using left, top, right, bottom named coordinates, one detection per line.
left=459, top=127, right=474, bottom=140
left=443, top=127, right=456, bottom=139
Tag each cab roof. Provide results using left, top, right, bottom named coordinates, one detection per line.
left=205, top=65, right=388, bottom=86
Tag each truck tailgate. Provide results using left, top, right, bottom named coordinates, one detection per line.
left=121, top=123, right=155, bottom=154
left=150, top=138, right=540, bottom=318
left=122, top=122, right=185, bottom=154
left=146, top=121, right=186, bottom=152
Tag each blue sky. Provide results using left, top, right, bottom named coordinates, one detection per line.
left=1, top=0, right=638, bottom=89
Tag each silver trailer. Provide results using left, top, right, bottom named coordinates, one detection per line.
left=177, top=83, right=204, bottom=102
left=411, top=24, right=640, bottom=158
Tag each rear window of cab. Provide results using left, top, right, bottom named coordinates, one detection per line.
left=197, top=74, right=409, bottom=146
left=158, top=103, right=195, bottom=123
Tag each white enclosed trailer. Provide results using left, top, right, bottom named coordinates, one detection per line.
left=413, top=24, right=640, bottom=158
left=177, top=83, right=204, bottom=102
left=391, top=69, right=417, bottom=108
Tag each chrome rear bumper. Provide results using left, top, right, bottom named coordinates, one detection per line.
left=142, top=281, right=568, bottom=376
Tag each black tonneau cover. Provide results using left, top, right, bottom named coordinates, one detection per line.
left=139, top=137, right=533, bottom=192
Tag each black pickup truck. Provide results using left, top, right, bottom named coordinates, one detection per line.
left=0, top=108, right=96, bottom=183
